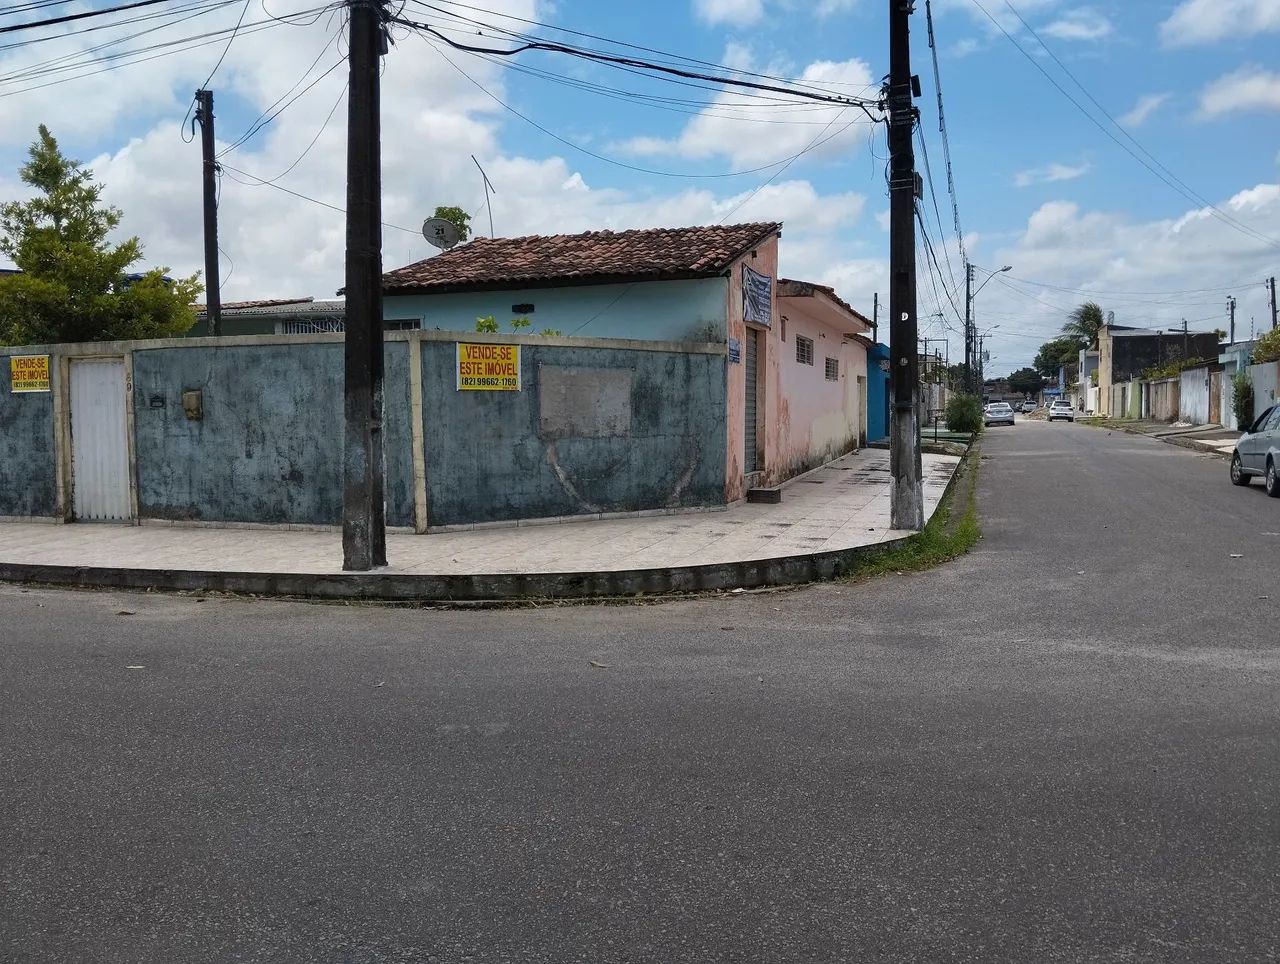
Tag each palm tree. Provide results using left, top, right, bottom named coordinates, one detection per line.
left=1061, top=301, right=1105, bottom=347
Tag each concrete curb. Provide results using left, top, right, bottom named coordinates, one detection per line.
left=1080, top=420, right=1235, bottom=461
left=0, top=452, right=971, bottom=602
left=0, top=539, right=915, bottom=602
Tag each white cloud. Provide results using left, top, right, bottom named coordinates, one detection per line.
left=1118, top=93, right=1170, bottom=127
left=968, top=184, right=1280, bottom=376
left=949, top=38, right=984, bottom=57
left=693, top=0, right=766, bottom=25
left=1013, top=162, right=1091, bottom=187
left=1197, top=66, right=1280, bottom=118
left=1041, top=7, right=1113, bottom=41
left=1160, top=0, right=1280, bottom=46
left=612, top=52, right=877, bottom=170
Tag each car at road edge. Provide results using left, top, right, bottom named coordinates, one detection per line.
left=1230, top=403, right=1280, bottom=497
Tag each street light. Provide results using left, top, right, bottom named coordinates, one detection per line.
left=965, top=264, right=1011, bottom=394
left=973, top=264, right=1012, bottom=300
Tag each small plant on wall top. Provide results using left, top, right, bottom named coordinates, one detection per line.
left=474, top=315, right=560, bottom=336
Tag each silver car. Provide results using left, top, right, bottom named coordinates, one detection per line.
left=984, top=402, right=1015, bottom=427
left=1231, top=404, right=1280, bottom=497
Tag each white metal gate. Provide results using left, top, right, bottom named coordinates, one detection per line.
left=69, top=358, right=131, bottom=521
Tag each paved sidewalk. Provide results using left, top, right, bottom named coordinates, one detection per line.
left=1083, top=418, right=1241, bottom=459
left=0, top=450, right=962, bottom=598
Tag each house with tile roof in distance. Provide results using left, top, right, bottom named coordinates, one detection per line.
left=381, top=222, right=871, bottom=501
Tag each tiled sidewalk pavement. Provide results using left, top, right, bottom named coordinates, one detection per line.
left=0, top=451, right=960, bottom=577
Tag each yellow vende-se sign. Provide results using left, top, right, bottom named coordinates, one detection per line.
left=10, top=354, right=50, bottom=393
left=457, top=343, right=521, bottom=391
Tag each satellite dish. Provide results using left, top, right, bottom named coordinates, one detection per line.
left=422, top=217, right=461, bottom=250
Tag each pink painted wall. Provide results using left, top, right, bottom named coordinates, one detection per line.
left=774, top=294, right=869, bottom=482
left=724, top=234, right=780, bottom=502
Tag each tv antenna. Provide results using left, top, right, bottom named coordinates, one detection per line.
left=472, top=154, right=496, bottom=238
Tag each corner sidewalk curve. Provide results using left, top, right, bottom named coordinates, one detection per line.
left=0, top=451, right=964, bottom=601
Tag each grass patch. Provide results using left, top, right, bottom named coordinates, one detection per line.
left=842, top=445, right=981, bottom=584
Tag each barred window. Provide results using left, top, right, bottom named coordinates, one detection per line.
left=825, top=357, right=839, bottom=380
left=796, top=334, right=814, bottom=366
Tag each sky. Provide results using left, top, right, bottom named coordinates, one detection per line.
left=1, top=0, right=1278, bottom=376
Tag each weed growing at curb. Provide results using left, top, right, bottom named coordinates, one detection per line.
left=840, top=444, right=981, bottom=584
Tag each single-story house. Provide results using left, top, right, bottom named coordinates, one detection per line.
left=379, top=223, right=870, bottom=497
left=188, top=298, right=348, bottom=337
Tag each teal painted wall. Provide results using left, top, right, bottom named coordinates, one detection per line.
left=384, top=278, right=729, bottom=343
left=0, top=352, right=56, bottom=518
left=420, top=340, right=727, bottom=527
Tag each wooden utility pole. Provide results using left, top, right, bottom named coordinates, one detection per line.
left=1228, top=295, right=1236, bottom=344
left=342, top=0, right=389, bottom=571
left=887, top=0, right=923, bottom=531
left=194, top=89, right=221, bottom=337
left=1269, top=277, right=1278, bottom=331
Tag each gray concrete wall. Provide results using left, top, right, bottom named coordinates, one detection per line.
left=420, top=341, right=727, bottom=527
left=131, top=343, right=415, bottom=527
left=0, top=351, right=57, bottom=517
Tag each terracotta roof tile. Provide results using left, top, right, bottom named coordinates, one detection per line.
left=382, top=223, right=782, bottom=293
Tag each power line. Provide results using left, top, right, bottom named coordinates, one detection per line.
left=718, top=109, right=852, bottom=223
left=0, top=9, right=329, bottom=96
left=216, top=33, right=345, bottom=156
left=420, top=36, right=870, bottom=179
left=198, top=0, right=251, bottom=88
left=915, top=203, right=965, bottom=329
left=392, top=13, right=882, bottom=117
left=219, top=161, right=420, bottom=234
left=245, top=80, right=348, bottom=184
left=407, top=0, right=882, bottom=102
left=970, top=0, right=1280, bottom=251
left=0, top=0, right=173, bottom=36
left=924, top=0, right=964, bottom=261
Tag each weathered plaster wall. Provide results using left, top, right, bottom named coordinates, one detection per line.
left=774, top=299, right=865, bottom=481
left=131, top=343, right=415, bottom=526
left=1250, top=361, right=1279, bottom=412
left=0, top=351, right=57, bottom=517
left=384, top=278, right=729, bottom=343
left=724, top=236, right=780, bottom=499
left=420, top=340, right=727, bottom=527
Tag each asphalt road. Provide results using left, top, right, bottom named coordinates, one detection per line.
left=2, top=421, right=1278, bottom=963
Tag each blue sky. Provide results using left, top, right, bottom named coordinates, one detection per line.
left=1, top=0, right=1278, bottom=374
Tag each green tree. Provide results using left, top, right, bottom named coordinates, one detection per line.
left=432, top=205, right=472, bottom=242
left=1033, top=337, right=1081, bottom=378
left=1007, top=367, right=1045, bottom=395
left=0, top=125, right=199, bottom=346
left=1061, top=301, right=1105, bottom=347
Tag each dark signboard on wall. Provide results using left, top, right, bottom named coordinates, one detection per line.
left=742, top=265, right=772, bottom=327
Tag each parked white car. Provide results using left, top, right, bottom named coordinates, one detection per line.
left=1047, top=400, right=1075, bottom=422
left=1230, top=404, right=1280, bottom=497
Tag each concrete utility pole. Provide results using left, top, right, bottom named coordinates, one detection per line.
left=964, top=261, right=974, bottom=393
left=887, top=0, right=923, bottom=532
left=1228, top=295, right=1236, bottom=344
left=1269, top=277, right=1278, bottom=331
left=194, top=89, right=221, bottom=338
left=342, top=0, right=390, bottom=571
